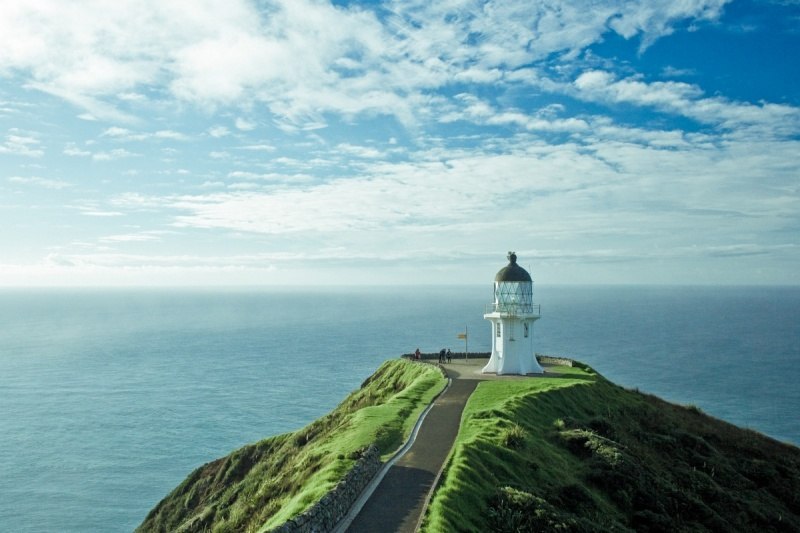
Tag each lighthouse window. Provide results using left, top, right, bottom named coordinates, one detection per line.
left=524, top=322, right=529, bottom=338
left=496, top=323, right=501, bottom=337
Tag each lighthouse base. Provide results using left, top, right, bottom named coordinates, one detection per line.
left=482, top=353, right=544, bottom=375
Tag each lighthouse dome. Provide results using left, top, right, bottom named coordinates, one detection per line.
left=494, top=252, right=531, bottom=282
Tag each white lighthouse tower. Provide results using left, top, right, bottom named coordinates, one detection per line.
left=482, top=252, right=544, bottom=375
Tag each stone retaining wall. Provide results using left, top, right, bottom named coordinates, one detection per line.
left=269, top=445, right=381, bottom=533
left=536, top=354, right=575, bottom=367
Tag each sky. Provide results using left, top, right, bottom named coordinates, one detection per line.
left=0, top=0, right=798, bottom=286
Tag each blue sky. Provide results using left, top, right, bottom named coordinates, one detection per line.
left=1, top=0, right=798, bottom=286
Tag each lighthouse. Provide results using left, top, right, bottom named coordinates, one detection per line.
left=482, top=252, right=544, bottom=375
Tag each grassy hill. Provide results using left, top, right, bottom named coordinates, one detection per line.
left=136, top=359, right=446, bottom=532
left=138, top=357, right=800, bottom=532
left=424, top=362, right=800, bottom=532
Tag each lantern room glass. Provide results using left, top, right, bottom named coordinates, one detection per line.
left=493, top=280, right=533, bottom=313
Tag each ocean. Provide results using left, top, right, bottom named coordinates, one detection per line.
left=0, top=285, right=798, bottom=532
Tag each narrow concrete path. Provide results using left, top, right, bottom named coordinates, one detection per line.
left=346, top=368, right=480, bottom=533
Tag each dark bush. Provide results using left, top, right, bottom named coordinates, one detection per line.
left=502, top=424, right=527, bottom=450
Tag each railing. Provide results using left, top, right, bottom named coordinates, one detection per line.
left=484, top=303, right=541, bottom=316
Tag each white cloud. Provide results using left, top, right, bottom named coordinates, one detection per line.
left=30, top=84, right=140, bottom=123
left=81, top=211, right=125, bottom=217
left=443, top=94, right=591, bottom=133
left=102, top=126, right=132, bottom=137
left=63, top=143, right=92, bottom=157
left=335, top=143, right=383, bottom=159
left=571, top=70, right=800, bottom=137
left=237, top=143, right=276, bottom=152
left=0, top=1, right=729, bottom=125
left=154, top=130, right=188, bottom=140
left=8, top=176, right=70, bottom=189
left=117, top=92, right=147, bottom=102
left=99, top=231, right=169, bottom=243
left=92, top=148, right=137, bottom=161
left=604, top=0, right=725, bottom=51
left=1, top=1, right=796, bottom=285
left=118, top=149, right=596, bottom=236
left=100, top=127, right=188, bottom=141
left=234, top=117, right=257, bottom=131
left=0, top=132, right=43, bottom=157
left=227, top=182, right=261, bottom=190
left=226, top=171, right=313, bottom=183
left=92, top=125, right=796, bottom=284
left=661, top=66, right=696, bottom=77
left=208, top=125, right=230, bottom=138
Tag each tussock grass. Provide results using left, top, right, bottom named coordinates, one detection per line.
left=424, top=365, right=800, bottom=532
left=136, top=359, right=446, bottom=533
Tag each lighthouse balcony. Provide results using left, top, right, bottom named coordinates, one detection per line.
left=484, top=302, right=541, bottom=317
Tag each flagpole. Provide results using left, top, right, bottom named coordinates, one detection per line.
left=465, top=325, right=468, bottom=360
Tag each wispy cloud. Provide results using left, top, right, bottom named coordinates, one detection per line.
left=8, top=176, right=70, bottom=189
left=335, top=143, right=384, bottom=159
left=571, top=70, right=800, bottom=137
left=154, top=130, right=189, bottom=140
left=80, top=210, right=125, bottom=217
left=234, top=118, right=257, bottom=131
left=101, top=127, right=189, bottom=141
left=0, top=131, right=43, bottom=157
left=0, top=1, right=730, bottom=124
left=226, top=171, right=313, bottom=183
left=237, top=143, right=276, bottom=152
left=63, top=143, right=92, bottom=157
left=208, top=126, right=230, bottom=138
left=99, top=230, right=172, bottom=243
left=92, top=148, right=138, bottom=161
left=94, top=121, right=796, bottom=278
left=1, top=1, right=797, bottom=285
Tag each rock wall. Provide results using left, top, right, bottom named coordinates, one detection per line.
left=536, top=354, right=575, bottom=367
left=269, top=445, right=381, bottom=533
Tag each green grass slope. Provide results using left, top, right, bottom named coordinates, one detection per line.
left=137, top=359, right=446, bottom=533
left=424, top=363, right=800, bottom=532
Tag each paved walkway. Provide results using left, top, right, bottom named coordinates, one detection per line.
left=341, top=357, right=561, bottom=532
left=345, top=362, right=480, bottom=533
left=344, top=355, right=545, bottom=532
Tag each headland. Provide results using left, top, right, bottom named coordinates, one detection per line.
left=137, top=355, right=800, bottom=532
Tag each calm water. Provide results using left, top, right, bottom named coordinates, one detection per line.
left=0, top=285, right=798, bottom=532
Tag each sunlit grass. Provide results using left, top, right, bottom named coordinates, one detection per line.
left=423, top=363, right=800, bottom=532
left=136, top=359, right=446, bottom=533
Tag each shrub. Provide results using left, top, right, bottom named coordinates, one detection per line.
left=502, top=424, right=527, bottom=450
left=487, top=486, right=592, bottom=533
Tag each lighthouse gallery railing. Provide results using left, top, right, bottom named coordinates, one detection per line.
left=485, top=303, right=541, bottom=315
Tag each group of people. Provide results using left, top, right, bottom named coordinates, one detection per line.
left=412, top=347, right=452, bottom=364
